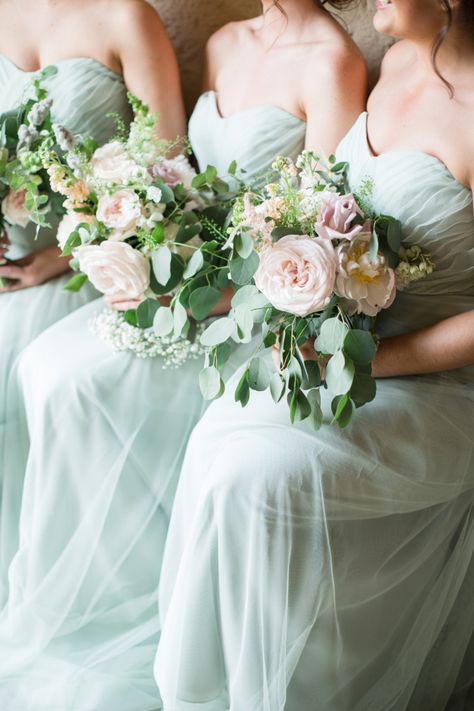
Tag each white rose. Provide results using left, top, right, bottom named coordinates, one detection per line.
left=91, top=141, right=140, bottom=183
left=56, top=212, right=95, bottom=250
left=335, top=234, right=396, bottom=316
left=77, top=241, right=150, bottom=300
left=96, top=189, right=142, bottom=240
left=1, top=189, right=30, bottom=228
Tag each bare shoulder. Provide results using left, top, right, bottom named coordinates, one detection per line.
left=303, top=39, right=367, bottom=97
left=106, top=0, right=167, bottom=37
left=205, top=20, right=249, bottom=58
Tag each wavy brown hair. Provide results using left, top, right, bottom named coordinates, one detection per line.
left=433, top=0, right=474, bottom=96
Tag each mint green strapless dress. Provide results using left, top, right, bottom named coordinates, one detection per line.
left=155, top=113, right=474, bottom=711
left=0, top=92, right=306, bottom=710
left=0, top=56, right=132, bottom=597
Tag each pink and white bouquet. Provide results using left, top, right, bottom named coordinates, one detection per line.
left=43, top=95, right=221, bottom=363
left=173, top=152, right=432, bottom=427
left=0, top=67, right=64, bottom=286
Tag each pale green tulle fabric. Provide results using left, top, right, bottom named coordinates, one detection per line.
left=0, top=56, right=132, bottom=590
left=0, top=96, right=306, bottom=709
left=154, top=113, right=474, bottom=711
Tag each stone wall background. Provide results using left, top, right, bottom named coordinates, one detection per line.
left=149, top=1, right=394, bottom=113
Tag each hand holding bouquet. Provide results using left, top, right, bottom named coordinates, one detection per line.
left=170, top=151, right=433, bottom=426
left=44, top=95, right=236, bottom=363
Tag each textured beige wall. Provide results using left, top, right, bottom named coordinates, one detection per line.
left=150, top=1, right=393, bottom=113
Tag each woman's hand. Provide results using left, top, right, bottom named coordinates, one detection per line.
left=272, top=339, right=329, bottom=377
left=0, top=231, right=10, bottom=262
left=0, top=246, right=71, bottom=292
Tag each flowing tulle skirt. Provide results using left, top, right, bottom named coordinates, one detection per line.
left=0, top=274, right=98, bottom=603
left=155, top=355, right=474, bottom=711
left=0, top=299, right=254, bottom=710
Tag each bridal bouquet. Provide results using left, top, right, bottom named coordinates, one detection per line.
left=163, top=151, right=433, bottom=426
left=43, top=95, right=235, bottom=363
left=0, top=67, right=63, bottom=286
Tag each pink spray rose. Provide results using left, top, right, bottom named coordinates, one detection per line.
left=254, top=234, right=337, bottom=317
left=335, top=234, right=396, bottom=316
left=149, top=155, right=196, bottom=189
left=77, top=241, right=150, bottom=301
left=315, top=192, right=366, bottom=241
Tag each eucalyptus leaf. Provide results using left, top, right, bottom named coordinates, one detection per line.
left=136, top=298, right=160, bottom=329
left=248, top=357, right=271, bottom=391
left=153, top=306, right=174, bottom=337
left=150, top=253, right=184, bottom=295
left=301, top=360, right=322, bottom=390
left=232, top=303, right=254, bottom=343
left=234, top=370, right=250, bottom=407
left=199, top=366, right=224, bottom=400
left=315, top=318, right=349, bottom=355
left=200, top=317, right=235, bottom=347
left=190, top=286, right=221, bottom=321
left=230, top=251, right=259, bottom=286
left=173, top=299, right=188, bottom=338
left=235, top=233, right=254, bottom=259
left=152, top=245, right=172, bottom=286
left=183, top=249, right=204, bottom=279
left=331, top=395, right=354, bottom=428
left=270, top=372, right=286, bottom=403
left=307, top=388, right=323, bottom=430
left=288, top=388, right=311, bottom=424
left=343, top=329, right=377, bottom=365
left=350, top=372, right=377, bottom=406
left=325, top=350, right=355, bottom=395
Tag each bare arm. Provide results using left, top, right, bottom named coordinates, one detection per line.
left=303, top=50, right=367, bottom=156
left=114, top=1, right=186, bottom=141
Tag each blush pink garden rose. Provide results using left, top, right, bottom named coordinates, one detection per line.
left=96, top=189, right=142, bottom=240
left=254, top=234, right=337, bottom=317
left=1, top=189, right=30, bottom=227
left=91, top=141, right=140, bottom=183
left=335, top=234, right=396, bottom=316
left=77, top=241, right=150, bottom=301
left=315, top=192, right=366, bottom=241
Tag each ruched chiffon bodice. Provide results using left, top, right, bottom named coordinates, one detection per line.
left=338, top=113, right=474, bottom=377
left=0, top=55, right=132, bottom=258
left=189, top=91, right=306, bottom=182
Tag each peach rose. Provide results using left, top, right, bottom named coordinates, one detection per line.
left=91, top=141, right=139, bottom=183
left=96, top=189, right=142, bottom=240
left=1, top=189, right=30, bottom=228
left=316, top=193, right=365, bottom=241
left=77, top=241, right=150, bottom=301
left=335, top=234, right=396, bottom=316
left=254, top=234, right=337, bottom=317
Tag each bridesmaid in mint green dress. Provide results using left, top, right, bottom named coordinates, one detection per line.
left=155, top=3, right=474, bottom=710
left=0, top=0, right=186, bottom=596
left=0, top=2, right=365, bottom=709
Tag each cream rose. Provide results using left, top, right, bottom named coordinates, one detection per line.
left=1, top=189, right=30, bottom=228
left=254, top=234, right=337, bottom=317
left=77, top=241, right=150, bottom=301
left=96, top=189, right=142, bottom=240
left=335, top=234, right=396, bottom=316
left=91, top=141, right=139, bottom=183
left=56, top=212, right=95, bottom=250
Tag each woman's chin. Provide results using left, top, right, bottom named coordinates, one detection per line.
left=373, top=11, right=395, bottom=36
